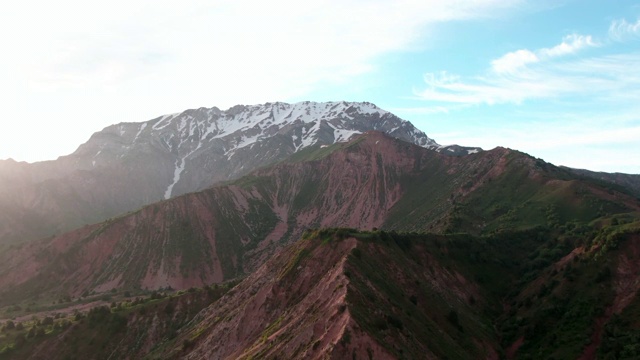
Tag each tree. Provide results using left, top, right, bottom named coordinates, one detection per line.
left=447, top=310, right=463, bottom=331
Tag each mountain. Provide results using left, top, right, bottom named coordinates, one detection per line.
left=0, top=132, right=479, bottom=303
left=562, top=166, right=640, bottom=198
left=1, top=131, right=640, bottom=358
left=0, top=101, right=480, bottom=246
left=167, top=223, right=640, bottom=360
left=70, top=101, right=440, bottom=198
left=1, top=131, right=637, bottom=307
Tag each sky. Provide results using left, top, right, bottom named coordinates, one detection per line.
left=1, top=0, right=639, bottom=174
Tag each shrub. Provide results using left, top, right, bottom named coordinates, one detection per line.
left=165, top=302, right=175, bottom=315
left=386, top=315, right=403, bottom=330
left=409, top=295, right=418, bottom=305
left=183, top=339, right=193, bottom=350
left=341, top=329, right=351, bottom=344
left=447, top=310, right=461, bottom=329
left=373, top=317, right=388, bottom=331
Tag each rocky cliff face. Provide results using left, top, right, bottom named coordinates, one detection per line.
left=0, top=101, right=483, bottom=245
left=159, top=230, right=499, bottom=360
left=178, top=235, right=374, bottom=360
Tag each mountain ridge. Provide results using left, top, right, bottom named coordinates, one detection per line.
left=155, top=229, right=500, bottom=359
left=1, top=131, right=637, bottom=306
left=0, top=101, right=481, bottom=246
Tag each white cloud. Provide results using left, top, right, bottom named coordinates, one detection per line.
left=1, top=0, right=524, bottom=98
left=415, top=33, right=633, bottom=107
left=491, top=49, right=539, bottom=74
left=420, top=71, right=535, bottom=105
left=0, top=0, right=524, bottom=162
left=609, top=18, right=640, bottom=41
left=490, top=34, right=596, bottom=74
left=538, top=34, right=597, bottom=58
left=389, top=105, right=452, bottom=115
left=405, top=19, right=640, bottom=174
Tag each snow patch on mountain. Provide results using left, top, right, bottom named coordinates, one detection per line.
left=326, top=122, right=361, bottom=143
left=133, top=123, right=147, bottom=143
left=164, top=158, right=186, bottom=199
left=152, top=113, right=180, bottom=130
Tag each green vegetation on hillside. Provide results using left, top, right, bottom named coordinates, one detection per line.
left=0, top=282, right=237, bottom=360
left=302, top=223, right=640, bottom=359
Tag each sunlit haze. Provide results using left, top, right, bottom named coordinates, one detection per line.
left=1, top=0, right=639, bottom=173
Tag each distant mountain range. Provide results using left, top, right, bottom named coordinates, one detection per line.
left=563, top=166, right=640, bottom=197
left=0, top=101, right=479, bottom=245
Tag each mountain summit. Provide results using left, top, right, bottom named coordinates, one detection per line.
left=74, top=101, right=440, bottom=199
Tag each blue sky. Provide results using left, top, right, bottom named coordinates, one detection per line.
left=1, top=0, right=639, bottom=173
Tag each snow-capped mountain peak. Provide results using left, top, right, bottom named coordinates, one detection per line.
left=72, top=101, right=471, bottom=200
